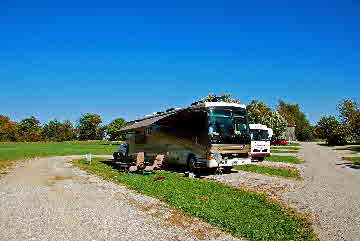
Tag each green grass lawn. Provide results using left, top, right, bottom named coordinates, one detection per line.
left=311, top=139, right=326, bottom=142
left=271, top=150, right=299, bottom=153
left=272, top=146, right=301, bottom=150
left=342, top=157, right=360, bottom=165
left=74, top=158, right=315, bottom=241
left=0, top=141, right=119, bottom=171
left=234, top=164, right=302, bottom=179
left=265, top=155, right=303, bottom=164
left=286, top=143, right=302, bottom=146
left=334, top=145, right=360, bottom=153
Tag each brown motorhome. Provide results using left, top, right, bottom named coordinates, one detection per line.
left=119, top=102, right=251, bottom=172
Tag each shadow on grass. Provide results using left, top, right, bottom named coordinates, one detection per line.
left=316, top=143, right=360, bottom=152
left=316, top=143, right=330, bottom=147
left=337, top=147, right=360, bottom=153
left=99, top=159, right=119, bottom=168
left=336, top=162, right=360, bottom=170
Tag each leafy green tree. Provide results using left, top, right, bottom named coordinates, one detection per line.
left=42, top=119, right=75, bottom=142
left=338, top=99, right=360, bottom=137
left=107, top=118, right=127, bottom=141
left=63, top=120, right=76, bottom=140
left=201, top=93, right=240, bottom=104
left=277, top=100, right=312, bottom=141
left=17, top=116, right=42, bottom=142
left=0, top=115, right=18, bottom=141
left=96, top=125, right=108, bottom=140
left=77, top=113, right=103, bottom=140
left=260, top=111, right=287, bottom=138
left=246, top=100, right=271, bottom=124
left=316, top=116, right=349, bottom=145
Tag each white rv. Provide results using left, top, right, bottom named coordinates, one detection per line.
left=249, top=124, right=273, bottom=161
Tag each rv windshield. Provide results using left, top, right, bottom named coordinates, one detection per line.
left=208, top=107, right=250, bottom=144
left=250, top=129, right=270, bottom=141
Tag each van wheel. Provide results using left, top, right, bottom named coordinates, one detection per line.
left=187, top=156, right=197, bottom=173
left=223, top=167, right=232, bottom=174
left=257, top=157, right=264, bottom=162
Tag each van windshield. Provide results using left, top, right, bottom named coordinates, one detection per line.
left=250, top=129, right=270, bottom=141
left=208, top=107, right=250, bottom=144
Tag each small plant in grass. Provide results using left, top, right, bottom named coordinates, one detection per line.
left=74, top=158, right=315, bottom=241
left=234, top=164, right=302, bottom=179
left=342, top=157, right=360, bottom=165
left=265, top=155, right=303, bottom=164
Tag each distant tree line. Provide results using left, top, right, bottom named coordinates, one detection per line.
left=0, top=113, right=127, bottom=142
left=2, top=96, right=358, bottom=145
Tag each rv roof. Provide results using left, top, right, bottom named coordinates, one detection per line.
left=120, top=101, right=246, bottom=133
left=204, top=102, right=246, bottom=108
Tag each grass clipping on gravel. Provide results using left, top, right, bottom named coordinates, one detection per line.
left=74, top=158, right=315, bottom=241
left=265, top=155, right=303, bottom=164
left=234, top=164, right=302, bottom=179
left=342, top=157, right=360, bottom=165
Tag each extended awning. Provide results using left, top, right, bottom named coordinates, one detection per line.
left=119, top=103, right=207, bottom=133
left=119, top=114, right=172, bottom=132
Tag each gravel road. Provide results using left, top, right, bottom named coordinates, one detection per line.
left=0, top=155, right=239, bottom=241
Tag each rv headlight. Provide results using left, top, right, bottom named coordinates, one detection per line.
left=208, top=152, right=222, bottom=162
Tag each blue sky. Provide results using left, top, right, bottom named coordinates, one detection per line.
left=1, top=1, right=359, bottom=125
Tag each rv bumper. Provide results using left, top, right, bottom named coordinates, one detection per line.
left=206, top=158, right=252, bottom=168
left=250, top=153, right=271, bottom=158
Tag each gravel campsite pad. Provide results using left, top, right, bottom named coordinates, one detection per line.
left=0, top=155, right=239, bottom=241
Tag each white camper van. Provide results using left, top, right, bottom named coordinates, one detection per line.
left=249, top=124, right=273, bottom=161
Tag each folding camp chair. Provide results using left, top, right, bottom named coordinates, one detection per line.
left=144, top=154, right=165, bottom=172
left=128, top=152, right=145, bottom=173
